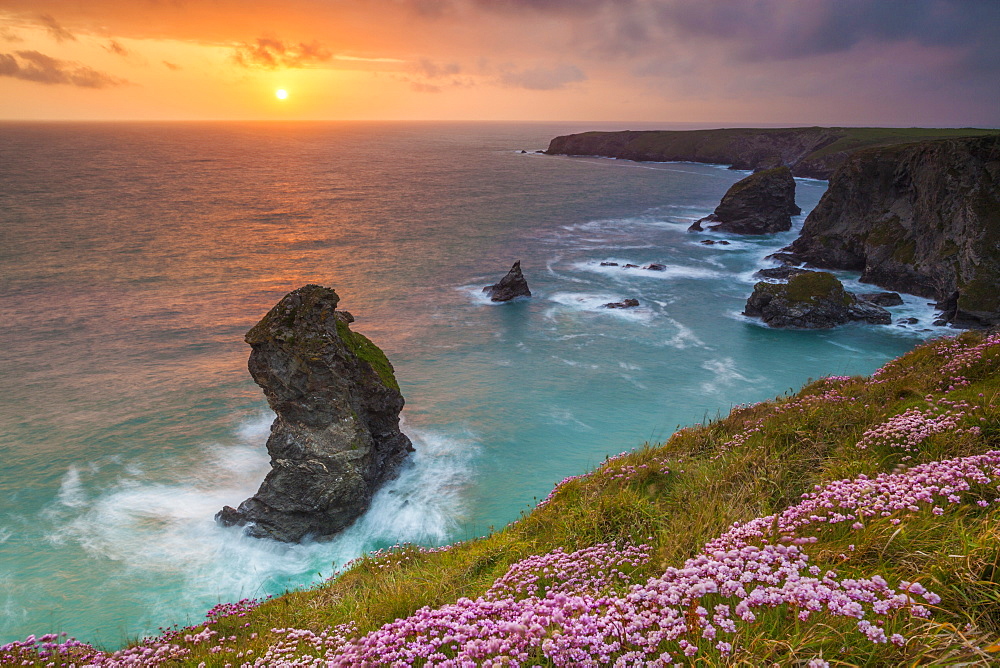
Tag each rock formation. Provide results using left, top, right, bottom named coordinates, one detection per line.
left=692, top=167, right=801, bottom=234
left=483, top=261, right=531, bottom=302
left=545, top=127, right=1000, bottom=179
left=603, top=298, right=640, bottom=309
left=744, top=272, right=892, bottom=329
left=216, top=284, right=413, bottom=542
left=783, top=136, right=1000, bottom=327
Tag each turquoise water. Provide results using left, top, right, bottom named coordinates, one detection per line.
left=0, top=121, right=948, bottom=647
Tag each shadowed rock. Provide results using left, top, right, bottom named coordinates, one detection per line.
left=744, top=272, right=891, bottom=329
left=603, top=298, right=640, bottom=309
left=216, top=284, right=413, bottom=542
left=483, top=261, right=531, bottom=302
left=694, top=166, right=801, bottom=234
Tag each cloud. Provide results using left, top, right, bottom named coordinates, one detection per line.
left=0, top=27, right=23, bottom=43
left=163, top=61, right=181, bottom=71
left=0, top=50, right=127, bottom=87
left=232, top=37, right=332, bottom=69
left=417, top=58, right=460, bottom=78
left=104, top=40, right=128, bottom=57
left=37, top=13, right=75, bottom=42
left=498, top=63, right=586, bottom=90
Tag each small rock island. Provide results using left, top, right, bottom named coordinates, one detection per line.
left=483, top=261, right=531, bottom=302
left=217, top=284, right=413, bottom=542
left=744, top=271, right=891, bottom=329
left=690, top=166, right=800, bottom=234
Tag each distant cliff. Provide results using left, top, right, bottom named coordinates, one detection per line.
left=785, top=135, right=1000, bottom=327
left=545, top=127, right=1000, bottom=179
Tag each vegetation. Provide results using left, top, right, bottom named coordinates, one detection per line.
left=336, top=319, right=401, bottom=392
left=784, top=271, right=849, bottom=305
left=6, top=331, right=1000, bottom=666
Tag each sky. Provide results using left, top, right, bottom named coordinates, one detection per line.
left=0, top=0, right=998, bottom=124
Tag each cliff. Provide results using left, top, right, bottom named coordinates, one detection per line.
left=216, top=284, right=413, bottom=542
left=785, top=135, right=1000, bottom=327
left=545, top=127, right=1000, bottom=179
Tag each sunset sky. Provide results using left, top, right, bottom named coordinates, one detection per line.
left=1, top=0, right=998, bottom=124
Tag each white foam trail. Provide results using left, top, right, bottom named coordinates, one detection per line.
left=545, top=408, right=594, bottom=431
left=547, top=292, right=655, bottom=323
left=700, top=357, right=761, bottom=395
left=661, top=318, right=705, bottom=350
left=572, top=261, right=721, bottom=280
left=55, top=467, right=87, bottom=509
left=37, top=415, right=479, bottom=619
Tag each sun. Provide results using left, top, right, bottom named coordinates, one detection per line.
left=275, top=89, right=288, bottom=100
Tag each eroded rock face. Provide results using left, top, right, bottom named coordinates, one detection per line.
left=484, top=261, right=531, bottom=302
left=744, top=272, right=891, bottom=329
left=695, top=166, right=801, bottom=235
left=784, top=136, right=1000, bottom=327
left=216, top=285, right=413, bottom=542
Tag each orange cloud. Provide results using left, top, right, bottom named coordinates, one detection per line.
left=0, top=50, right=126, bottom=87
left=232, top=37, right=332, bottom=69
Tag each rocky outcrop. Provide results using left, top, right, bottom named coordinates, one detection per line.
left=216, top=285, right=413, bottom=542
left=744, top=272, right=892, bottom=329
left=603, top=298, right=640, bottom=309
left=483, top=261, right=531, bottom=302
left=783, top=136, right=1000, bottom=327
left=545, top=127, right=1000, bottom=179
left=692, top=167, right=800, bottom=234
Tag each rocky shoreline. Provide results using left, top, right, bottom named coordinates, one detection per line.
left=549, top=129, right=1000, bottom=330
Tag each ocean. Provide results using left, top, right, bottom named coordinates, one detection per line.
left=0, top=121, right=948, bottom=647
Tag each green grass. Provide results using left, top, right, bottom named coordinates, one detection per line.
left=10, top=332, right=1000, bottom=666
left=336, top=319, right=401, bottom=392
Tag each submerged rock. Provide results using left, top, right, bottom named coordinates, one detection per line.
left=603, top=298, right=640, bottom=309
left=483, top=261, right=531, bottom=302
left=744, top=271, right=892, bottom=329
left=695, top=166, right=801, bottom=235
left=216, top=285, right=413, bottom=542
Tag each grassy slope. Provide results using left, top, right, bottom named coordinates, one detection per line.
left=805, top=127, right=1000, bottom=160
left=8, top=331, right=1000, bottom=666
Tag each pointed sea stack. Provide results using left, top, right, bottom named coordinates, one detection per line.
left=692, top=166, right=801, bottom=235
left=216, top=284, right=413, bottom=542
left=483, top=261, right=531, bottom=302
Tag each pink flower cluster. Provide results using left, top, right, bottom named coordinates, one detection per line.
left=485, top=542, right=652, bottom=600
left=937, top=332, right=1000, bottom=388
left=856, top=399, right=979, bottom=453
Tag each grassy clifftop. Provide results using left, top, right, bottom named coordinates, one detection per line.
left=545, top=127, right=1000, bottom=179
left=7, top=331, right=1000, bottom=665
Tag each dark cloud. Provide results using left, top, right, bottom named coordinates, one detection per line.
left=104, top=40, right=129, bottom=57
left=232, top=37, right=332, bottom=69
left=0, top=50, right=127, bottom=87
left=498, top=63, right=586, bottom=90
left=37, top=13, right=75, bottom=42
left=163, top=61, right=181, bottom=71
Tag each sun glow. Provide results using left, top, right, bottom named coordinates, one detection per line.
left=275, top=89, right=288, bottom=100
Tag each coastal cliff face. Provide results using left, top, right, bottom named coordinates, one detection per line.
left=545, top=127, right=1000, bottom=179
left=217, top=284, right=413, bottom=542
left=695, top=166, right=800, bottom=234
left=786, top=136, right=1000, bottom=327
left=546, top=127, right=842, bottom=177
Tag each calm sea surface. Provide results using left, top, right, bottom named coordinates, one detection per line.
left=0, top=121, right=947, bottom=647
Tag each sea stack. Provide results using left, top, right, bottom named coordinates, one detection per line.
left=690, top=166, right=801, bottom=234
left=216, top=284, right=413, bottom=542
left=483, top=261, right=531, bottom=302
